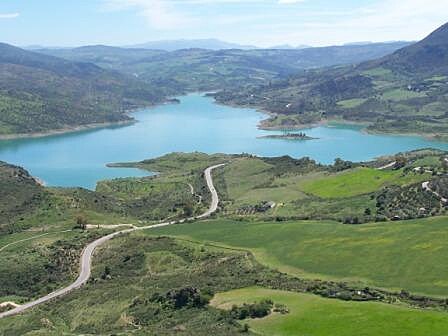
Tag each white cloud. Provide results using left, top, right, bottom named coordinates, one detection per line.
left=102, top=0, right=448, bottom=46
left=103, top=0, right=309, bottom=32
left=104, top=0, right=194, bottom=30
left=252, top=0, right=448, bottom=46
left=327, top=0, right=448, bottom=43
left=0, top=13, right=19, bottom=19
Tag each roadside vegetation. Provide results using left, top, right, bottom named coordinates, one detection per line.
left=2, top=150, right=448, bottom=334
left=195, top=149, right=447, bottom=223
left=4, top=234, right=448, bottom=335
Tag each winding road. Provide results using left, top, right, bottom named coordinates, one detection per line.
left=422, top=181, right=448, bottom=203
left=0, top=163, right=226, bottom=319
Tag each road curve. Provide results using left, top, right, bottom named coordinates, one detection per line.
left=422, top=181, right=448, bottom=203
left=0, top=163, right=226, bottom=319
left=377, top=161, right=396, bottom=170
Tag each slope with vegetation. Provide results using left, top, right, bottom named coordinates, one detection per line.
left=211, top=287, right=448, bottom=336
left=2, top=150, right=448, bottom=334
left=39, top=42, right=410, bottom=93
left=0, top=43, right=170, bottom=137
left=153, top=216, right=448, bottom=297
left=215, top=23, right=448, bottom=138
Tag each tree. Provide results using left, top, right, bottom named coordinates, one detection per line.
left=76, top=215, right=88, bottom=230
left=394, top=156, right=407, bottom=169
left=441, top=157, right=448, bottom=172
left=101, top=265, right=111, bottom=280
left=332, top=158, right=354, bottom=172
left=183, top=202, right=194, bottom=217
left=241, top=324, right=250, bottom=333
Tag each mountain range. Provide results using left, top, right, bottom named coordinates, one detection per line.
left=124, top=38, right=258, bottom=51
left=0, top=30, right=441, bottom=138
left=215, top=22, right=448, bottom=138
left=38, top=41, right=410, bottom=93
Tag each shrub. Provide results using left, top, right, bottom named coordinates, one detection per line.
left=230, top=299, right=274, bottom=320
left=75, top=215, right=88, bottom=230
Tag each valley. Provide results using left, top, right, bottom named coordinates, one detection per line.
left=215, top=23, right=448, bottom=139
left=1, top=150, right=448, bottom=334
left=2, top=12, right=448, bottom=336
left=1, top=93, right=447, bottom=189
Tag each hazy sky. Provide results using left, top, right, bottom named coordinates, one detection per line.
left=0, top=0, right=447, bottom=47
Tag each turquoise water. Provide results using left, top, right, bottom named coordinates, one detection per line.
left=1, top=93, right=448, bottom=189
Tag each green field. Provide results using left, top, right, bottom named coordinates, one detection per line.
left=382, top=88, right=427, bottom=101
left=300, top=167, right=428, bottom=198
left=2, top=152, right=448, bottom=334
left=151, top=217, right=448, bottom=296
left=337, top=98, right=367, bottom=108
left=212, top=287, right=448, bottom=336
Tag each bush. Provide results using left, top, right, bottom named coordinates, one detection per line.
left=273, top=303, right=289, bottom=314
left=230, top=299, right=274, bottom=320
left=75, top=215, right=88, bottom=230
left=153, top=287, right=211, bottom=309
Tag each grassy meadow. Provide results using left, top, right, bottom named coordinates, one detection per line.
left=212, top=287, right=448, bottom=336
left=300, top=167, right=429, bottom=198
left=151, top=216, right=448, bottom=296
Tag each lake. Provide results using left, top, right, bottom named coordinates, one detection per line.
left=1, top=93, right=448, bottom=189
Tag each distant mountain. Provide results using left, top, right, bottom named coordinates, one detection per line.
left=23, top=45, right=69, bottom=50
left=1, top=39, right=413, bottom=137
left=374, top=24, right=448, bottom=74
left=270, top=44, right=311, bottom=50
left=344, top=41, right=374, bottom=46
left=39, top=41, right=410, bottom=93
left=35, top=45, right=166, bottom=70
left=215, top=23, right=448, bottom=138
left=0, top=43, right=169, bottom=136
left=125, top=39, right=258, bottom=51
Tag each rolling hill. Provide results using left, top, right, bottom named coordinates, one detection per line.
left=215, top=23, right=448, bottom=138
left=38, top=42, right=410, bottom=93
left=0, top=43, right=170, bottom=137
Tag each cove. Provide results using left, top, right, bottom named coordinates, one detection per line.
left=1, top=93, right=448, bottom=190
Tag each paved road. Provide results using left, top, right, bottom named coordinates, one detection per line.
left=422, top=181, right=448, bottom=203
left=377, top=161, right=396, bottom=170
left=0, top=163, right=226, bottom=319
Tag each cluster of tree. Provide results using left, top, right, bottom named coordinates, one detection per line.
left=376, top=184, right=444, bottom=220
left=151, top=287, right=211, bottom=310
left=75, top=215, right=88, bottom=230
left=331, top=158, right=357, bottom=172
left=229, top=299, right=274, bottom=320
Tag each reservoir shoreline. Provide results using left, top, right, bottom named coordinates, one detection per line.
left=1, top=93, right=446, bottom=142
left=1, top=93, right=448, bottom=189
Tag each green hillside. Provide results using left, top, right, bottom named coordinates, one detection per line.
left=152, top=216, right=448, bottom=297
left=215, top=22, right=448, bottom=138
left=212, top=287, right=448, bottom=336
left=39, top=42, right=410, bottom=93
left=0, top=43, right=170, bottom=136
left=2, top=152, right=448, bottom=334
